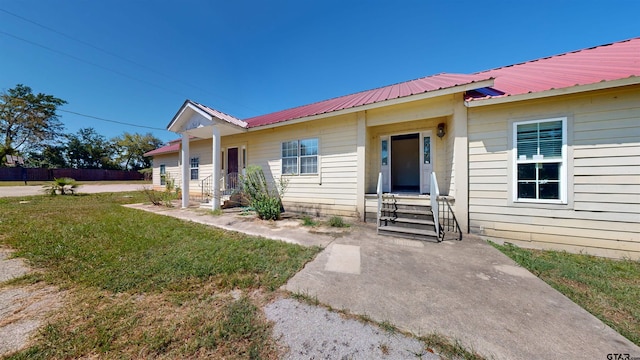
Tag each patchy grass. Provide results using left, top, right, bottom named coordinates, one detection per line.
left=301, top=215, right=318, bottom=227
left=327, top=215, right=349, bottom=228
left=0, top=191, right=319, bottom=359
left=491, top=242, right=640, bottom=346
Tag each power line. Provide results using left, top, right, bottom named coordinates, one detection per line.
left=58, top=109, right=169, bottom=131
left=0, top=8, right=208, bottom=93
left=0, top=29, right=190, bottom=99
left=0, top=8, right=261, bottom=114
left=3, top=95, right=170, bottom=131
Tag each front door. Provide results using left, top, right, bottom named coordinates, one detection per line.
left=391, top=134, right=420, bottom=192
left=227, top=147, right=239, bottom=190
left=227, top=147, right=239, bottom=175
left=380, top=131, right=434, bottom=194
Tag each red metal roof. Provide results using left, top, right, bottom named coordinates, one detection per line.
left=242, top=38, right=639, bottom=126
left=471, top=37, right=640, bottom=100
left=143, top=139, right=180, bottom=156
left=244, top=73, right=492, bottom=127
left=147, top=37, right=639, bottom=158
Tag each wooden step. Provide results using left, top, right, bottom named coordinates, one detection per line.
left=377, top=225, right=440, bottom=242
left=379, top=216, right=435, bottom=231
left=379, top=216, right=435, bottom=225
left=381, top=208, right=432, bottom=220
left=381, top=202, right=431, bottom=212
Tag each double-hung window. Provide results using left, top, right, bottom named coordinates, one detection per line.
left=190, top=157, right=199, bottom=180
left=514, top=117, right=566, bottom=203
left=281, top=138, right=318, bottom=175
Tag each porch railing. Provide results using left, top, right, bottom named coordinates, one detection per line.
left=376, top=172, right=382, bottom=234
left=439, top=198, right=462, bottom=241
left=221, top=172, right=240, bottom=196
left=430, top=172, right=440, bottom=239
left=200, top=175, right=212, bottom=201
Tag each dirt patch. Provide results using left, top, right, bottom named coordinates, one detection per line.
left=0, top=248, right=64, bottom=357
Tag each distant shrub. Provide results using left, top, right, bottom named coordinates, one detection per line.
left=43, top=177, right=78, bottom=196
left=144, top=173, right=179, bottom=207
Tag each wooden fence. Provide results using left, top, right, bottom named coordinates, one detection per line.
left=0, top=168, right=144, bottom=182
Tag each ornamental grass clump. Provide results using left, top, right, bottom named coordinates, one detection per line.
left=43, top=177, right=78, bottom=195
left=241, top=165, right=288, bottom=220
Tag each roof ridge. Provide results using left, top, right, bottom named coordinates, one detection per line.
left=474, top=36, right=640, bottom=75
left=189, top=99, right=245, bottom=123
left=244, top=72, right=480, bottom=122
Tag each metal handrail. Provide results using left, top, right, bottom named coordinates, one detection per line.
left=221, top=172, right=240, bottom=195
left=376, top=172, right=382, bottom=233
left=200, top=174, right=212, bottom=200
left=440, top=198, right=462, bottom=241
left=430, top=172, right=440, bottom=239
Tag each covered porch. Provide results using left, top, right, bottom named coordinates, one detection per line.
left=166, top=100, right=248, bottom=210
left=361, top=91, right=469, bottom=233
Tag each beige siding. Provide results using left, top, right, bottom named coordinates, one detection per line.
left=151, top=153, right=180, bottom=190
left=467, top=85, right=640, bottom=259
left=221, top=113, right=360, bottom=216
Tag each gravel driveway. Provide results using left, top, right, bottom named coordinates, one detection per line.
left=0, top=249, right=63, bottom=357
left=265, top=298, right=439, bottom=359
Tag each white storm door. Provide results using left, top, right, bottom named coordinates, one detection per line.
left=420, top=132, right=433, bottom=194
left=381, top=136, right=390, bottom=192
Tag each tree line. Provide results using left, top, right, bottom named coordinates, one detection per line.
left=1, top=84, right=163, bottom=171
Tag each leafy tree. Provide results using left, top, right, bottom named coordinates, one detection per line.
left=112, top=132, right=163, bottom=170
left=0, top=84, right=66, bottom=165
left=66, top=127, right=118, bottom=169
left=27, top=144, right=68, bottom=168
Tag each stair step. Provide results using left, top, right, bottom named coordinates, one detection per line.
left=379, top=216, right=435, bottom=231
left=382, top=200, right=430, bottom=206
left=379, top=216, right=434, bottom=226
left=386, top=208, right=432, bottom=216
left=377, top=225, right=440, bottom=242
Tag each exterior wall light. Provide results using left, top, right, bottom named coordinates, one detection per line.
left=437, top=123, right=446, bottom=138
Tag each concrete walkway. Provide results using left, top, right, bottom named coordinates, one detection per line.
left=0, top=184, right=148, bottom=198
left=127, top=204, right=640, bottom=360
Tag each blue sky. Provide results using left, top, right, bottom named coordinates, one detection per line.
left=1, top=0, right=638, bottom=144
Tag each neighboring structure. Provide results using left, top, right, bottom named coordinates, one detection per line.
left=145, top=37, right=640, bottom=259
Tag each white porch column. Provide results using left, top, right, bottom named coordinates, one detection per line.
left=452, top=93, right=469, bottom=233
left=181, top=133, right=190, bottom=208
left=356, top=111, right=367, bottom=220
left=211, top=124, right=221, bottom=210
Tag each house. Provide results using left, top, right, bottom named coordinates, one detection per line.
left=145, top=37, right=640, bottom=259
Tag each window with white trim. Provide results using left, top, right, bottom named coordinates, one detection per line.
left=159, top=164, right=166, bottom=185
left=514, top=118, right=566, bottom=203
left=190, top=157, right=199, bottom=180
left=281, top=138, right=318, bottom=175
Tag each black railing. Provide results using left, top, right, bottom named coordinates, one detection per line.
left=438, top=197, right=462, bottom=241
left=200, top=175, right=212, bottom=202
left=222, top=172, right=240, bottom=195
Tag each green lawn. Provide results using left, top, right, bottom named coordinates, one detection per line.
left=0, top=192, right=320, bottom=359
left=492, top=242, right=640, bottom=346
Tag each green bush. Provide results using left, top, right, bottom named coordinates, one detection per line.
left=241, top=165, right=288, bottom=220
